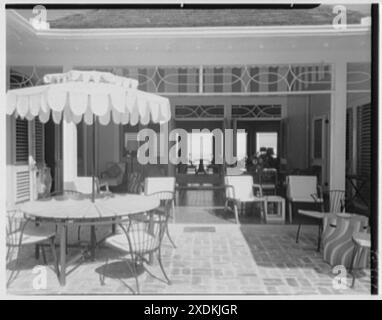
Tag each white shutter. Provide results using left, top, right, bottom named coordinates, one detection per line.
left=15, top=171, right=30, bottom=202
left=35, top=119, right=45, bottom=165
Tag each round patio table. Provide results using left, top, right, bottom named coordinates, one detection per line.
left=321, top=213, right=369, bottom=269
left=19, top=193, right=160, bottom=286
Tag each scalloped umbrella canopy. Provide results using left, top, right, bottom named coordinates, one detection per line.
left=6, top=70, right=172, bottom=201
left=6, top=70, right=171, bottom=125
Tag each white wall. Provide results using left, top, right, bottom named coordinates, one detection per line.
left=285, top=95, right=309, bottom=170
left=97, top=122, right=120, bottom=173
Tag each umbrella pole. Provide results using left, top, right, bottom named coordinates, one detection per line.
left=90, top=115, right=96, bottom=260
left=92, top=115, right=96, bottom=203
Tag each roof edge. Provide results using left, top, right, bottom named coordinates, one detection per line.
left=7, top=9, right=371, bottom=39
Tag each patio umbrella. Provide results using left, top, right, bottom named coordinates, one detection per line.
left=6, top=69, right=171, bottom=202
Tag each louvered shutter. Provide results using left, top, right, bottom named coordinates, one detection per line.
left=15, top=171, right=30, bottom=202
left=14, top=118, right=31, bottom=202
left=356, top=103, right=371, bottom=203
left=35, top=119, right=44, bottom=165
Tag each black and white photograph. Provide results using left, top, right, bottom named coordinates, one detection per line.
left=2, top=1, right=379, bottom=299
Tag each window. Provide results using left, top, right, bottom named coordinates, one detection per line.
left=187, top=132, right=213, bottom=164
left=256, top=132, right=277, bottom=156
left=236, top=131, right=247, bottom=161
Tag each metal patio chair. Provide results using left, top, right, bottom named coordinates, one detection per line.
left=295, top=189, right=346, bottom=252
left=104, top=210, right=171, bottom=294
left=144, top=177, right=176, bottom=248
left=286, top=175, right=323, bottom=224
left=6, top=208, right=58, bottom=287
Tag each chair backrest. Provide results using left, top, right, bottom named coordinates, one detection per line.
left=226, top=167, right=244, bottom=176
left=6, top=209, right=24, bottom=241
left=144, top=177, right=175, bottom=196
left=261, top=168, right=277, bottom=184
left=286, top=175, right=318, bottom=201
left=119, top=211, right=168, bottom=255
left=64, top=177, right=99, bottom=195
left=225, top=175, right=255, bottom=199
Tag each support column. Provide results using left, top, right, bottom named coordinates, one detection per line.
left=329, top=61, right=347, bottom=191
left=61, top=64, right=78, bottom=188
left=63, top=121, right=77, bottom=187
left=167, top=105, right=176, bottom=176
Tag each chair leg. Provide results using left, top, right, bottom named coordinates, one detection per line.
left=316, top=223, right=323, bottom=252
left=296, top=224, right=302, bottom=243
left=66, top=227, right=69, bottom=255
left=350, top=244, right=359, bottom=288
left=288, top=202, right=293, bottom=224
left=262, top=201, right=267, bottom=223
left=233, top=203, right=240, bottom=224
left=224, top=200, right=229, bottom=212
left=35, top=244, right=40, bottom=260
left=133, top=258, right=140, bottom=294
left=7, top=246, right=22, bottom=288
left=158, top=247, right=171, bottom=285
left=166, top=225, right=176, bottom=248
left=49, top=237, right=59, bottom=277
left=77, top=226, right=82, bottom=242
left=172, top=200, right=176, bottom=224
left=101, top=257, right=108, bottom=286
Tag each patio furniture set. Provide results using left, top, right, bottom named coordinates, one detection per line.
left=5, top=68, right=370, bottom=292
left=7, top=173, right=370, bottom=291
left=7, top=177, right=177, bottom=293
left=223, top=173, right=370, bottom=288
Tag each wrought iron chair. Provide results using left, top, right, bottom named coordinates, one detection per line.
left=6, top=208, right=58, bottom=287
left=296, top=189, right=346, bottom=252
left=104, top=210, right=171, bottom=294
left=224, top=175, right=267, bottom=224
left=144, top=177, right=176, bottom=248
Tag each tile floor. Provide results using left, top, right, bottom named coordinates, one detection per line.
left=7, top=224, right=371, bottom=296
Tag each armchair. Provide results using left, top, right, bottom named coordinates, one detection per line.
left=297, top=190, right=346, bottom=252
left=7, top=208, right=58, bottom=287
left=286, top=175, right=323, bottom=224
left=224, top=175, right=267, bottom=224
left=144, top=177, right=176, bottom=248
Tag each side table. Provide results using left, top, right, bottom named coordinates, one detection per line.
left=264, top=196, right=285, bottom=224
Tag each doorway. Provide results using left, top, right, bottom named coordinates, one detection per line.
left=236, top=120, right=281, bottom=160
left=310, top=114, right=330, bottom=189
left=44, top=118, right=63, bottom=193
